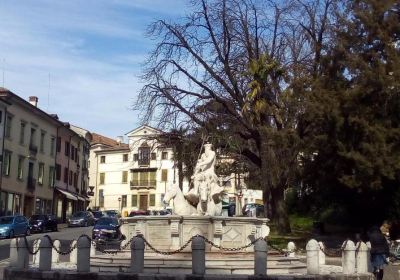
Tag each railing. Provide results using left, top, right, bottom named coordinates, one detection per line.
left=138, top=158, right=150, bottom=166
left=130, top=180, right=156, bottom=189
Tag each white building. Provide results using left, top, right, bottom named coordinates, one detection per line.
left=89, top=125, right=188, bottom=216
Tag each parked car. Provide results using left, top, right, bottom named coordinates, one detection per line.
left=29, top=214, right=58, bottom=233
left=92, top=217, right=124, bottom=242
left=92, top=211, right=105, bottom=223
left=128, top=210, right=149, bottom=217
left=67, top=211, right=95, bottom=227
left=242, top=203, right=265, bottom=217
left=104, top=210, right=122, bottom=219
left=0, top=215, right=30, bottom=238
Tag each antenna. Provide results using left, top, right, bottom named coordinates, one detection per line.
left=2, top=58, right=5, bottom=88
left=47, top=73, right=51, bottom=111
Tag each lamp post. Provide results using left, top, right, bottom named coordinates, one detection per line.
left=118, top=197, right=122, bottom=213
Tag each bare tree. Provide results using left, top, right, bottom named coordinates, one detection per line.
left=136, top=0, right=339, bottom=233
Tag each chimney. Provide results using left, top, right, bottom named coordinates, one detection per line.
left=29, top=96, right=38, bottom=107
left=116, top=136, right=124, bottom=145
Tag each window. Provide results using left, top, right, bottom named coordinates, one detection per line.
left=151, top=153, right=156, bottom=160
left=122, top=171, right=128, bottom=183
left=123, top=154, right=128, bottom=162
left=71, top=146, right=75, bottom=160
left=69, top=170, right=73, bottom=185
left=131, top=195, right=138, bottom=207
left=49, top=167, right=55, bottom=187
left=149, top=194, right=155, bottom=207
left=38, top=163, right=44, bottom=185
left=56, top=137, right=61, bottom=153
left=73, top=173, right=78, bottom=188
left=64, top=167, right=68, bottom=183
left=161, top=169, right=168, bottom=182
left=3, top=151, right=11, bottom=176
left=161, top=152, right=168, bottom=160
left=17, top=156, right=24, bottom=180
left=99, top=189, right=104, bottom=207
left=138, top=147, right=150, bottom=165
left=100, top=156, right=105, bottom=163
left=99, top=173, right=105, bottom=185
left=121, top=195, right=127, bottom=208
left=75, top=149, right=78, bottom=162
left=5, top=115, right=12, bottom=138
left=65, top=141, right=70, bottom=156
left=55, top=164, right=61, bottom=180
left=19, top=122, right=26, bottom=144
left=50, top=137, right=55, bottom=156
left=131, top=171, right=156, bottom=187
left=133, top=154, right=138, bottom=161
left=30, top=127, right=36, bottom=147
left=40, top=131, right=45, bottom=153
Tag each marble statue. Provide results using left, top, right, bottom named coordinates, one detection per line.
left=163, top=184, right=197, bottom=215
left=185, top=143, right=224, bottom=216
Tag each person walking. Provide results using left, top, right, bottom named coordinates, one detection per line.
left=368, top=225, right=389, bottom=280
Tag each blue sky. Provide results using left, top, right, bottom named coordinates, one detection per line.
left=0, top=0, right=187, bottom=139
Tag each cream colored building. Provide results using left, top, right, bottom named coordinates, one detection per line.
left=0, top=89, right=59, bottom=216
left=89, top=125, right=189, bottom=216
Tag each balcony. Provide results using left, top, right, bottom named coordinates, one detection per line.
left=138, top=158, right=150, bottom=166
left=130, top=180, right=156, bottom=189
left=27, top=177, right=36, bottom=193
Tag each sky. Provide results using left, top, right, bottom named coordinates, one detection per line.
left=0, top=0, right=187, bottom=139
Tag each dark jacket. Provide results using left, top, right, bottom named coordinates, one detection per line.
left=368, top=227, right=389, bottom=255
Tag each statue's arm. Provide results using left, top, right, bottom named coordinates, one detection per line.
left=197, top=151, right=215, bottom=169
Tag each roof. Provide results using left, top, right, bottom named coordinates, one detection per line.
left=95, top=143, right=130, bottom=153
left=91, top=133, right=120, bottom=147
left=125, top=125, right=163, bottom=136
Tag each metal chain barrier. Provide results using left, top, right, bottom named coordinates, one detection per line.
left=44, top=235, right=78, bottom=255
left=22, top=236, right=40, bottom=255
left=138, top=234, right=195, bottom=255
left=199, top=235, right=263, bottom=252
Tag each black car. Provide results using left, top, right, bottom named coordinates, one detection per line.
left=92, top=217, right=124, bottom=242
left=104, top=210, right=121, bottom=219
left=29, top=214, right=58, bottom=233
left=92, top=211, right=105, bottom=222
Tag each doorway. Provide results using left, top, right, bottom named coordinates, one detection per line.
left=139, top=194, right=148, bottom=211
left=23, top=196, right=34, bottom=216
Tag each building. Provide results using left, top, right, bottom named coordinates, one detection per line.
left=89, top=125, right=188, bottom=216
left=0, top=89, right=60, bottom=216
left=53, top=123, right=91, bottom=221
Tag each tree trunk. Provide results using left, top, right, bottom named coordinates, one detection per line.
left=271, top=186, right=291, bottom=234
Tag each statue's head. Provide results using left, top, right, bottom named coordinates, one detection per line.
left=163, top=184, right=178, bottom=204
left=204, top=143, right=212, bottom=151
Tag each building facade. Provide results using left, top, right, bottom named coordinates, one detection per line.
left=0, top=89, right=59, bottom=217
left=89, top=125, right=188, bottom=216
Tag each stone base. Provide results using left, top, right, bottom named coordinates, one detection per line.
left=122, top=215, right=270, bottom=252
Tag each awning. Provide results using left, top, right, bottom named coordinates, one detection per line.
left=56, top=188, right=78, bottom=201
left=76, top=195, right=85, bottom=201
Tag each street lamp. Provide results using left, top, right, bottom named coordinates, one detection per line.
left=118, top=197, right=122, bottom=213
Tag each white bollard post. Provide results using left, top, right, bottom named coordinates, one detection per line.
left=356, top=241, right=368, bottom=273
left=32, top=239, right=41, bottom=264
left=70, top=240, right=77, bottom=265
left=77, top=236, right=91, bottom=272
left=342, top=240, right=356, bottom=274
left=254, top=239, right=267, bottom=276
left=287, top=241, right=296, bottom=258
left=120, top=223, right=129, bottom=248
left=318, top=241, right=326, bottom=265
left=15, top=238, right=29, bottom=269
left=366, top=241, right=373, bottom=272
left=52, top=240, right=60, bottom=263
left=39, top=236, right=52, bottom=271
left=90, top=240, right=96, bottom=257
left=191, top=236, right=206, bottom=275
left=9, top=238, right=18, bottom=267
left=130, top=236, right=145, bottom=273
left=306, top=239, right=320, bottom=274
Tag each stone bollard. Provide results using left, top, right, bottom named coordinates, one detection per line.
left=90, top=240, right=96, bottom=257
left=52, top=240, right=60, bottom=263
left=254, top=238, right=267, bottom=276
left=32, top=239, right=41, bottom=264
left=306, top=239, right=320, bottom=274
left=191, top=236, right=206, bottom=275
left=77, top=236, right=91, bottom=272
left=12, top=238, right=29, bottom=269
left=130, top=236, right=145, bottom=273
left=366, top=241, right=373, bottom=272
left=318, top=242, right=326, bottom=265
left=9, top=238, right=19, bottom=267
left=120, top=223, right=129, bottom=248
left=70, top=240, right=78, bottom=265
left=342, top=240, right=356, bottom=274
left=356, top=241, right=368, bottom=273
left=287, top=241, right=296, bottom=258
left=39, top=236, right=52, bottom=271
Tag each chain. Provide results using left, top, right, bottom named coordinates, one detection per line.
left=200, top=235, right=262, bottom=252
left=22, top=236, right=40, bottom=255
left=44, top=235, right=78, bottom=255
left=267, top=242, right=288, bottom=255
left=138, top=234, right=195, bottom=255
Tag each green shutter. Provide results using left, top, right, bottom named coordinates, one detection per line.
left=132, top=172, right=139, bottom=186
left=131, top=195, right=138, bottom=207
left=150, top=194, right=155, bottom=206
left=149, top=171, right=156, bottom=186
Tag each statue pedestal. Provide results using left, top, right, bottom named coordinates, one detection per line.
left=122, top=215, right=269, bottom=252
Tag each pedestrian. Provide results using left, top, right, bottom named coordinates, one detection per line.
left=367, top=225, right=389, bottom=280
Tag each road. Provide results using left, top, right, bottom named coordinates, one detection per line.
left=0, top=226, right=92, bottom=261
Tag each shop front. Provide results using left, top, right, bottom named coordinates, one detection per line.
left=0, top=191, right=21, bottom=216
left=54, top=187, right=78, bottom=222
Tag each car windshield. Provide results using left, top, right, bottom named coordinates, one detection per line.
left=105, top=211, right=118, bottom=216
left=72, top=212, right=86, bottom=218
left=30, top=215, right=46, bottom=221
left=96, top=218, right=118, bottom=226
left=0, top=217, right=14, bottom=224
left=93, top=212, right=103, bottom=218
